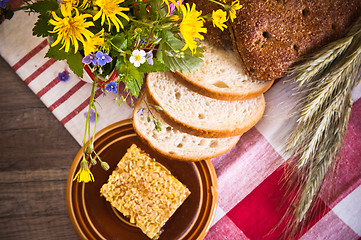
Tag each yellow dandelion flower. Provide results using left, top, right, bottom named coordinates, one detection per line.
left=169, top=15, right=180, bottom=22
left=62, top=0, right=89, bottom=8
left=83, top=29, right=105, bottom=56
left=212, top=9, right=228, bottom=31
left=180, top=3, right=207, bottom=54
left=62, top=0, right=79, bottom=8
left=79, top=0, right=90, bottom=8
left=93, top=0, right=130, bottom=32
left=73, top=160, right=94, bottom=183
left=49, top=4, right=94, bottom=53
left=229, top=0, right=242, bottom=22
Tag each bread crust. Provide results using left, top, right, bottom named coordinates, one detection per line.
left=173, top=71, right=274, bottom=101
left=134, top=126, right=241, bottom=161
left=229, top=0, right=361, bottom=81
left=132, top=92, right=241, bottom=161
left=146, top=73, right=266, bottom=138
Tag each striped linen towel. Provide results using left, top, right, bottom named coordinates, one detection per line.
left=1, top=11, right=360, bottom=240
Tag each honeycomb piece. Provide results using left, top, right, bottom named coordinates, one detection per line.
left=100, top=144, right=191, bottom=239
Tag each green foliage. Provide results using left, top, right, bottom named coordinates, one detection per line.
left=116, top=57, right=169, bottom=97
left=124, top=71, right=144, bottom=98
left=32, top=14, right=52, bottom=37
left=149, top=0, right=166, bottom=18
left=110, top=33, right=128, bottom=52
left=45, top=46, right=84, bottom=77
left=138, top=58, right=169, bottom=73
left=115, top=58, right=144, bottom=97
left=0, top=6, right=14, bottom=22
left=153, top=118, right=162, bottom=131
left=29, top=0, right=58, bottom=37
left=158, top=31, right=204, bottom=73
left=27, top=0, right=58, bottom=14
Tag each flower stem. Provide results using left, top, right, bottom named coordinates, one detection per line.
left=207, top=0, right=226, bottom=8
left=83, top=75, right=97, bottom=157
left=129, top=17, right=154, bottom=27
left=92, top=102, right=98, bottom=141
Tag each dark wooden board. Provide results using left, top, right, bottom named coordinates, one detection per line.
left=0, top=56, right=80, bottom=239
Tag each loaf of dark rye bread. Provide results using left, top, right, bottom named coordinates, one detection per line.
left=193, top=0, right=361, bottom=81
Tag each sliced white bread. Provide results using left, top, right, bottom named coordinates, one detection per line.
left=175, top=40, right=274, bottom=100
left=132, top=92, right=241, bottom=161
left=147, top=71, right=266, bottom=138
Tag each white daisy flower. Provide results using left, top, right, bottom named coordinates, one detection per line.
left=129, top=49, right=146, bottom=67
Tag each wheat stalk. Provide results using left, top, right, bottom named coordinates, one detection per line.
left=282, top=17, right=361, bottom=237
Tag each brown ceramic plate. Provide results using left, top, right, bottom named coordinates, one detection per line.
left=66, top=119, right=218, bottom=240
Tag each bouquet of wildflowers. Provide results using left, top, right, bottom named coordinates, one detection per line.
left=1, top=0, right=242, bottom=182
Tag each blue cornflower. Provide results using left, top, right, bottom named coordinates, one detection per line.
left=104, top=81, right=118, bottom=93
left=146, top=51, right=154, bottom=65
left=82, top=53, right=97, bottom=65
left=0, top=0, right=10, bottom=9
left=96, top=51, right=112, bottom=66
left=84, top=109, right=97, bottom=122
left=58, top=70, right=70, bottom=81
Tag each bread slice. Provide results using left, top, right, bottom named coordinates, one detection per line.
left=146, top=71, right=265, bottom=138
left=175, top=40, right=273, bottom=100
left=132, top=92, right=241, bottom=161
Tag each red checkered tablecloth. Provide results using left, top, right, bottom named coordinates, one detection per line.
left=1, top=11, right=360, bottom=240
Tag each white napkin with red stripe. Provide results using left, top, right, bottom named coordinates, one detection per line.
left=0, top=11, right=133, bottom=145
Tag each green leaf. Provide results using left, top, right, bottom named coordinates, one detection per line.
left=149, top=0, right=166, bottom=18
left=3, top=7, right=14, bottom=20
left=117, top=60, right=144, bottom=98
left=67, top=53, right=84, bottom=77
left=129, top=64, right=144, bottom=81
left=29, top=1, right=59, bottom=38
left=153, top=118, right=162, bottom=131
left=111, top=33, right=128, bottom=52
left=45, top=46, right=84, bottom=77
left=158, top=31, right=204, bottom=73
left=28, top=0, right=58, bottom=14
left=32, top=14, right=52, bottom=37
left=124, top=73, right=144, bottom=98
left=133, top=0, right=149, bottom=19
left=169, top=55, right=189, bottom=72
left=161, top=31, right=185, bottom=50
left=45, top=45, right=68, bottom=60
left=137, top=58, right=169, bottom=73
left=115, top=57, right=127, bottom=73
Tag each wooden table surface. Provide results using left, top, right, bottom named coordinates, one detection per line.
left=0, top=56, right=81, bottom=239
